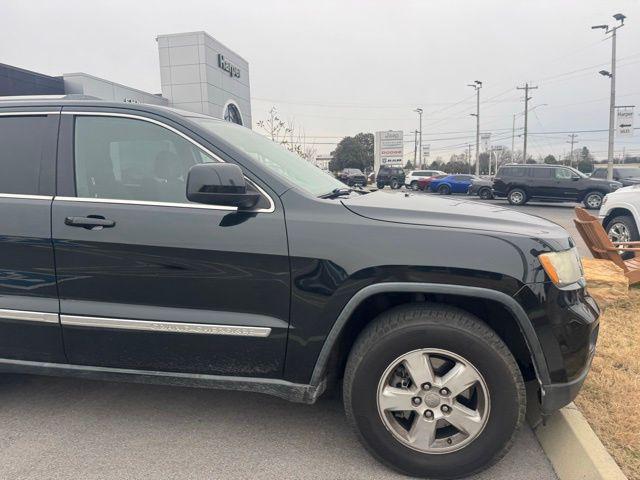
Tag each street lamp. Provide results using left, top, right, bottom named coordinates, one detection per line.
left=414, top=108, right=423, bottom=168
left=592, top=13, right=626, bottom=180
left=467, top=81, right=482, bottom=176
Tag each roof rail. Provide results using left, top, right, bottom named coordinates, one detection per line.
left=0, top=94, right=101, bottom=101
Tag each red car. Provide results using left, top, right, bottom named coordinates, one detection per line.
left=417, top=173, right=448, bottom=190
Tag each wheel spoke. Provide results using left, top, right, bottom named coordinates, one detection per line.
left=440, top=362, right=479, bottom=397
left=402, top=351, right=436, bottom=387
left=379, top=386, right=416, bottom=412
left=447, top=402, right=484, bottom=437
left=407, top=416, right=437, bottom=449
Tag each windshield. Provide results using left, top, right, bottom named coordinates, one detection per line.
left=618, top=168, right=640, bottom=178
left=568, top=167, right=586, bottom=178
left=189, top=118, right=345, bottom=196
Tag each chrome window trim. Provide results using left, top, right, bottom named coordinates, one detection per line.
left=62, top=111, right=276, bottom=214
left=0, top=111, right=60, bottom=116
left=55, top=196, right=238, bottom=211
left=61, top=315, right=271, bottom=338
left=0, top=193, right=53, bottom=201
left=0, top=308, right=59, bottom=324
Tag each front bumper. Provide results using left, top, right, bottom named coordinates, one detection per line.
left=514, top=283, right=600, bottom=414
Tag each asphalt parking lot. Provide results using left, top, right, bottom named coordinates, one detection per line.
left=0, top=375, right=557, bottom=480
left=0, top=189, right=577, bottom=480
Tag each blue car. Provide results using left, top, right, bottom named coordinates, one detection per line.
left=429, top=174, right=477, bottom=195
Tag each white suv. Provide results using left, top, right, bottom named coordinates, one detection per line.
left=405, top=169, right=446, bottom=190
left=599, top=184, right=640, bottom=242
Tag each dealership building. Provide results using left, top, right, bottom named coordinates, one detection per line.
left=0, top=31, right=252, bottom=127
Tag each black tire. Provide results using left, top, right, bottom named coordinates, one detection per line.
left=377, top=182, right=385, bottom=189
left=438, top=184, right=451, bottom=195
left=343, top=304, right=525, bottom=479
left=507, top=188, right=527, bottom=206
left=390, top=178, right=400, bottom=189
left=410, top=181, right=419, bottom=191
left=583, top=191, right=604, bottom=210
left=478, top=187, right=493, bottom=200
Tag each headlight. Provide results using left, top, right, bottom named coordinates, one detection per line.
left=538, top=247, right=584, bottom=287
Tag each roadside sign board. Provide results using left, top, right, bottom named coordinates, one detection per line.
left=375, top=130, right=404, bottom=171
left=617, top=108, right=634, bottom=137
left=422, top=144, right=430, bottom=161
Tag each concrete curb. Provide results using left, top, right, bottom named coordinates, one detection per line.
left=532, top=403, right=627, bottom=480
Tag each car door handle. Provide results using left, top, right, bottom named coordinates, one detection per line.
left=65, top=216, right=115, bottom=230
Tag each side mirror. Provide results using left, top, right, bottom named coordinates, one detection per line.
left=187, top=163, right=261, bottom=209
left=571, top=175, right=580, bottom=181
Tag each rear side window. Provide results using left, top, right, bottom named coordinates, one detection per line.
left=0, top=115, right=54, bottom=195
left=498, top=166, right=526, bottom=177
left=531, top=167, right=553, bottom=178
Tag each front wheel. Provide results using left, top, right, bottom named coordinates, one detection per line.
left=410, top=181, right=419, bottom=191
left=390, top=178, right=400, bottom=189
left=377, top=182, right=385, bottom=189
left=343, top=304, right=525, bottom=479
left=583, top=191, right=603, bottom=210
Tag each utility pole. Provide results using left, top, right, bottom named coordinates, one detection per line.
left=414, top=108, right=423, bottom=168
left=592, top=14, right=625, bottom=180
left=413, top=130, right=418, bottom=166
left=516, top=83, right=538, bottom=163
left=468, top=81, right=482, bottom=175
left=567, top=133, right=578, bottom=167
left=511, top=114, right=516, bottom=157
left=467, top=144, right=472, bottom=173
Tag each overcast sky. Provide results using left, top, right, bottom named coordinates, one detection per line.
left=2, top=0, right=640, bottom=161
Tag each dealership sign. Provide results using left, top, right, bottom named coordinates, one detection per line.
left=375, top=130, right=404, bottom=166
left=617, top=107, right=634, bottom=137
left=218, top=54, right=241, bottom=78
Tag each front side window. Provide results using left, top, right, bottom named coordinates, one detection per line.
left=74, top=116, right=217, bottom=204
left=0, top=115, right=51, bottom=195
left=554, top=168, right=573, bottom=180
left=591, top=169, right=605, bottom=178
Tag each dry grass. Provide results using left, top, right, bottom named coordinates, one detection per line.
left=575, top=286, right=640, bottom=480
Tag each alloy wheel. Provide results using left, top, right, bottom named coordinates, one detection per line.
left=608, top=222, right=631, bottom=243
left=509, top=191, right=523, bottom=204
left=377, top=348, right=490, bottom=454
left=586, top=193, right=602, bottom=209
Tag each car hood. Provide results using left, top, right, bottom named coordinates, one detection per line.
left=342, top=191, right=567, bottom=237
left=622, top=177, right=640, bottom=184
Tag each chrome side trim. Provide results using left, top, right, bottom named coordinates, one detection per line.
left=61, top=111, right=276, bottom=213
left=55, top=196, right=238, bottom=212
left=0, top=193, right=53, bottom=201
left=0, top=308, right=59, bottom=324
left=60, top=315, right=271, bottom=338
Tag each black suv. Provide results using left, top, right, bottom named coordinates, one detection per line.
left=338, top=168, right=367, bottom=187
left=0, top=99, right=598, bottom=479
left=493, top=164, right=621, bottom=209
left=376, top=165, right=405, bottom=189
left=591, top=166, right=640, bottom=187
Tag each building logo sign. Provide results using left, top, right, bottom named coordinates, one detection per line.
left=218, top=54, right=241, bottom=79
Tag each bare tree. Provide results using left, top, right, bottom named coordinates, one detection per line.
left=257, top=107, right=316, bottom=160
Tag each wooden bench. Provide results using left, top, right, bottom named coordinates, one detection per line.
left=573, top=207, right=640, bottom=285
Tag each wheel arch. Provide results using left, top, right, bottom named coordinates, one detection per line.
left=310, top=282, right=550, bottom=389
left=602, top=206, right=636, bottom=229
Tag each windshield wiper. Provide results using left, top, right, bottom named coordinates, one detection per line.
left=319, top=187, right=353, bottom=199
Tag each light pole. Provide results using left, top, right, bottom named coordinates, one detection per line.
left=468, top=81, right=482, bottom=175
left=414, top=108, right=423, bottom=168
left=511, top=114, right=516, bottom=157
left=592, top=13, right=625, bottom=181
